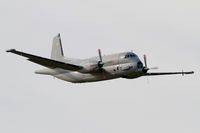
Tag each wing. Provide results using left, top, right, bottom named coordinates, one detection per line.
left=6, top=49, right=83, bottom=71
left=144, top=71, right=194, bottom=76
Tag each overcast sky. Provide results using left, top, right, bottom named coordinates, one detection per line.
left=1, top=0, right=200, bottom=133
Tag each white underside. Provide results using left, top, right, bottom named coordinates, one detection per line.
left=35, top=68, right=143, bottom=83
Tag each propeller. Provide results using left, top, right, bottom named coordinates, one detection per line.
left=143, top=54, right=147, bottom=68
left=97, top=49, right=106, bottom=78
left=98, top=49, right=104, bottom=68
left=142, top=54, right=158, bottom=73
left=142, top=54, right=149, bottom=73
left=142, top=54, right=158, bottom=84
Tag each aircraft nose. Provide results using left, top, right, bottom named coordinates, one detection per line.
left=137, top=61, right=143, bottom=69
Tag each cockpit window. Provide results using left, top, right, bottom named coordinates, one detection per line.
left=124, top=53, right=136, bottom=58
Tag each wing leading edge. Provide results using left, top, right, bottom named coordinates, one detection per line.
left=6, top=49, right=82, bottom=71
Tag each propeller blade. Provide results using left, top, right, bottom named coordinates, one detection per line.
left=143, top=54, right=147, bottom=68
left=98, top=49, right=102, bottom=62
left=98, top=49, right=104, bottom=68
left=149, top=67, right=159, bottom=70
left=142, top=54, right=149, bottom=73
left=142, top=54, right=159, bottom=73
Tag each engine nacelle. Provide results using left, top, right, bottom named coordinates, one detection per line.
left=78, top=63, right=99, bottom=73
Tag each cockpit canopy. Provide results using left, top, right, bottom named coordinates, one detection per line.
left=124, top=52, right=137, bottom=59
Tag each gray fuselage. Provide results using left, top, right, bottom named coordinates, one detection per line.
left=43, top=52, right=144, bottom=83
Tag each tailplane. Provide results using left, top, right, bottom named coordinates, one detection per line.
left=51, top=33, right=64, bottom=61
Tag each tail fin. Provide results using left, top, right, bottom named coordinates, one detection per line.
left=51, top=33, right=64, bottom=61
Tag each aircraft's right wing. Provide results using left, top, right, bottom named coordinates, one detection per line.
left=6, top=49, right=83, bottom=71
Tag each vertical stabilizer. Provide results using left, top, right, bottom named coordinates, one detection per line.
left=51, top=33, right=64, bottom=61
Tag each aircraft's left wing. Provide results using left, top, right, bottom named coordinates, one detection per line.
left=6, top=49, right=83, bottom=71
left=144, top=71, right=194, bottom=76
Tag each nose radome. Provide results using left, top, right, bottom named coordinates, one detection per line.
left=137, top=61, right=143, bottom=69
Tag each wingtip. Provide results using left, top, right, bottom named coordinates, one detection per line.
left=6, top=49, right=16, bottom=53
left=184, top=71, right=194, bottom=74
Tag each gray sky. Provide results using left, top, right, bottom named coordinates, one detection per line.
left=1, top=0, right=200, bottom=133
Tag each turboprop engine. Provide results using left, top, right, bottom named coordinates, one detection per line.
left=79, top=49, right=104, bottom=73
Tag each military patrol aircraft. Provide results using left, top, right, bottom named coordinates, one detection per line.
left=7, top=34, right=194, bottom=83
